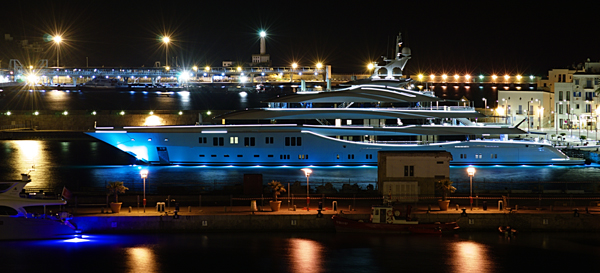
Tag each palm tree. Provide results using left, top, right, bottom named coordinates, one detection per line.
left=435, top=179, right=456, bottom=201
left=268, top=180, right=286, bottom=202
left=107, top=181, right=129, bottom=203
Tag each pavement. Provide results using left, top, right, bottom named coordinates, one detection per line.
left=70, top=202, right=600, bottom=217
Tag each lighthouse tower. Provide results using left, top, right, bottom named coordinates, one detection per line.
left=252, top=31, right=271, bottom=66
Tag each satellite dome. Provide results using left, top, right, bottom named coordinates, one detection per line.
left=401, top=47, right=411, bottom=55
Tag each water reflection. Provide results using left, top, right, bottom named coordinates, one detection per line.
left=15, top=140, right=42, bottom=170
left=127, top=247, right=157, bottom=272
left=288, top=238, right=323, bottom=273
left=452, top=241, right=493, bottom=273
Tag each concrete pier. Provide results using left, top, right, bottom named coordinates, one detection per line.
left=70, top=204, right=600, bottom=233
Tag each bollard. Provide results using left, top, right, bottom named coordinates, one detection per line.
left=188, top=206, right=191, bottom=212
left=456, top=204, right=459, bottom=211
left=515, top=205, right=518, bottom=211
left=250, top=200, right=258, bottom=212
left=293, top=205, right=297, bottom=211
left=128, top=206, right=132, bottom=213
left=332, top=201, right=338, bottom=211
left=483, top=201, right=487, bottom=211
left=498, top=200, right=503, bottom=211
left=349, top=205, right=352, bottom=211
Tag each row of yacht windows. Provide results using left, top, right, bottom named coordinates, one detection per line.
left=198, top=154, right=376, bottom=159
left=459, top=154, right=498, bottom=159
left=198, top=137, right=301, bottom=147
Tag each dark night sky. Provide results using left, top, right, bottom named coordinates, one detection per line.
left=1, top=1, right=599, bottom=75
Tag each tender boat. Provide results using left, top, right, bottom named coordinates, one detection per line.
left=332, top=205, right=459, bottom=234
left=0, top=173, right=78, bottom=240
left=82, top=77, right=128, bottom=89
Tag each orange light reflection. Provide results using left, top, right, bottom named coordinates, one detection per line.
left=288, top=238, right=323, bottom=273
left=126, top=247, right=156, bottom=272
left=452, top=241, right=493, bottom=273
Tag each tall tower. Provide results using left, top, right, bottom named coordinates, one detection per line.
left=260, top=31, right=266, bottom=54
left=252, top=30, right=271, bottom=66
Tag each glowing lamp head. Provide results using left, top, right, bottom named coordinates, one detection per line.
left=162, top=36, right=170, bottom=44
left=467, top=167, right=476, bottom=177
left=301, top=168, right=313, bottom=177
left=192, top=66, right=198, bottom=71
left=316, top=63, right=323, bottom=69
left=140, top=169, right=148, bottom=179
left=367, top=63, right=374, bottom=70
left=418, top=74, right=423, bottom=80
left=53, top=35, right=62, bottom=44
left=292, top=63, right=298, bottom=69
left=259, top=31, right=266, bottom=38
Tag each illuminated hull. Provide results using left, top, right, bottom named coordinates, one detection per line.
left=86, top=125, right=585, bottom=166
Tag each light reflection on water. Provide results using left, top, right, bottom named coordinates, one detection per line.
left=2, top=232, right=600, bottom=272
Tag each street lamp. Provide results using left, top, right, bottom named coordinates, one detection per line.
left=301, top=168, right=312, bottom=211
left=467, top=167, right=475, bottom=211
left=53, top=35, right=62, bottom=67
left=482, top=98, right=487, bottom=115
left=162, top=36, right=170, bottom=67
left=140, top=169, right=148, bottom=213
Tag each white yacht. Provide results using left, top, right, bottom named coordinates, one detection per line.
left=0, top=173, right=77, bottom=240
left=85, top=33, right=584, bottom=166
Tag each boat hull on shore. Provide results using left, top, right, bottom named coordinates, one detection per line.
left=332, top=215, right=459, bottom=234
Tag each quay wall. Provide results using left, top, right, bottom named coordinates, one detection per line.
left=72, top=211, right=600, bottom=233
left=0, top=110, right=230, bottom=132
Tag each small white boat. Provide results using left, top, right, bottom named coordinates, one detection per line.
left=0, top=173, right=77, bottom=240
left=83, top=77, right=128, bottom=89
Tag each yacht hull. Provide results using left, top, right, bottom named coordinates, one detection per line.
left=86, top=125, right=584, bottom=166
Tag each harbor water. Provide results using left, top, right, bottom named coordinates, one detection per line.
left=1, top=232, right=598, bottom=272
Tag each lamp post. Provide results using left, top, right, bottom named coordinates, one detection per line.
left=162, top=36, right=170, bottom=67
left=140, top=169, right=148, bottom=213
left=467, top=167, right=475, bottom=211
left=482, top=98, right=487, bottom=115
left=53, top=35, right=62, bottom=67
left=301, top=168, right=312, bottom=211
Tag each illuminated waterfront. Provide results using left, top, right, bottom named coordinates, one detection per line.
left=1, top=139, right=599, bottom=194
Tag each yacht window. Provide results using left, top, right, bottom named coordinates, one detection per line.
left=254, top=155, right=260, bottom=157
left=199, top=155, right=205, bottom=157
left=265, top=137, right=274, bottom=144
left=336, top=154, right=340, bottom=159
left=268, top=155, right=274, bottom=157
left=147, top=138, right=152, bottom=142
left=437, top=161, right=443, bottom=164
left=297, top=137, right=302, bottom=146
left=0, top=206, right=18, bottom=216
left=291, top=137, right=296, bottom=146
left=211, top=155, right=217, bottom=157
left=199, top=137, right=207, bottom=144
left=285, top=137, right=290, bottom=146
left=230, top=137, right=238, bottom=144
left=224, top=155, right=230, bottom=157
left=164, top=138, right=169, bottom=142
left=237, top=155, right=243, bottom=157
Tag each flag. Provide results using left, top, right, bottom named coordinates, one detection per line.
left=61, top=186, right=72, bottom=200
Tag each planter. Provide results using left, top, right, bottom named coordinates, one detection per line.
left=110, top=202, right=122, bottom=213
left=437, top=200, right=450, bottom=211
left=270, top=201, right=282, bottom=212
